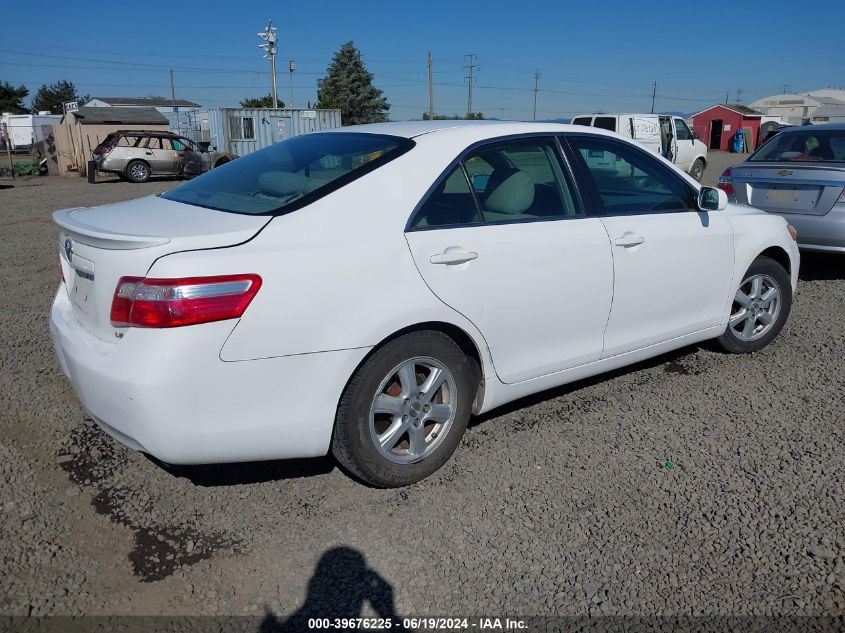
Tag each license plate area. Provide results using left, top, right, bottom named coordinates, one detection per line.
left=69, top=255, right=96, bottom=318
left=765, top=188, right=800, bottom=203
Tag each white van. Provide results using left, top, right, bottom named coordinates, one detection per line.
left=571, top=113, right=708, bottom=181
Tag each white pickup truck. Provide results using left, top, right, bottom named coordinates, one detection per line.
left=571, top=113, right=708, bottom=181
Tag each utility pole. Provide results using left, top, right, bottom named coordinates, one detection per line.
left=427, top=51, right=434, bottom=120
left=289, top=60, right=296, bottom=108
left=736, top=87, right=743, bottom=104
left=532, top=69, right=541, bottom=122
left=257, top=18, right=279, bottom=108
left=464, top=53, right=478, bottom=117
left=169, top=69, right=176, bottom=114
left=725, top=92, right=729, bottom=104
left=650, top=81, right=657, bottom=114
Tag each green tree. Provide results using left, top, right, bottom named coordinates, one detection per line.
left=31, top=80, right=80, bottom=114
left=239, top=94, right=284, bottom=108
left=422, top=112, right=485, bottom=120
left=0, top=81, right=29, bottom=113
left=317, top=42, right=389, bottom=125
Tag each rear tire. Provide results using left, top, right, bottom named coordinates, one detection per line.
left=332, top=331, right=476, bottom=487
left=125, top=160, right=150, bottom=183
left=690, top=158, right=705, bottom=182
left=716, top=256, right=792, bottom=354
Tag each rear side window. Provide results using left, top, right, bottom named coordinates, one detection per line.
left=750, top=129, right=845, bottom=163
left=162, top=133, right=413, bottom=215
left=593, top=117, right=616, bottom=132
left=412, top=166, right=482, bottom=228
left=410, top=137, right=582, bottom=229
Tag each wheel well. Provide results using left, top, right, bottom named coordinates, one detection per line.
left=339, top=322, right=487, bottom=417
left=125, top=159, right=149, bottom=171
left=214, top=158, right=229, bottom=168
left=759, top=246, right=791, bottom=275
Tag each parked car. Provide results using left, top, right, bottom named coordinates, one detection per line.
left=51, top=121, right=799, bottom=487
left=718, top=123, right=845, bottom=253
left=92, top=130, right=237, bottom=183
left=572, top=113, right=708, bottom=181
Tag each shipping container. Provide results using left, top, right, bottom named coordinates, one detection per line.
left=206, top=107, right=342, bottom=156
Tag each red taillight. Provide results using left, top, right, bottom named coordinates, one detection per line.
left=717, top=168, right=734, bottom=196
left=110, top=274, right=262, bottom=328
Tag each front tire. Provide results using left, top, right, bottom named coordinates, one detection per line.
left=125, top=160, right=150, bottom=183
left=332, top=331, right=477, bottom=487
left=716, top=256, right=792, bottom=353
left=690, top=158, right=705, bottom=182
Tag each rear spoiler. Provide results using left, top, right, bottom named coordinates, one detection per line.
left=53, top=208, right=171, bottom=250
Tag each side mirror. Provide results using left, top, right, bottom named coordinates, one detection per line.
left=471, top=173, right=490, bottom=193
left=698, top=186, right=727, bottom=211
left=692, top=132, right=700, bottom=141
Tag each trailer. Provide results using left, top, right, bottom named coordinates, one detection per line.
left=0, top=112, right=63, bottom=149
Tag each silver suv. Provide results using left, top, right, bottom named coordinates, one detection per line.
left=92, top=130, right=237, bottom=183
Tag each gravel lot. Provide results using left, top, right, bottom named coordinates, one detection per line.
left=1, top=173, right=843, bottom=622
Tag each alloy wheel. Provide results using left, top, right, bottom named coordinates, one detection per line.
left=729, top=274, right=782, bottom=341
left=368, top=356, right=457, bottom=465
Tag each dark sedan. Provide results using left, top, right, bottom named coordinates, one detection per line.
left=718, top=124, right=845, bottom=253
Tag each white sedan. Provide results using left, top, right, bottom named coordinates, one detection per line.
left=50, top=121, right=800, bottom=487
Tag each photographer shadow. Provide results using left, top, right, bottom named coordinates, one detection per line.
left=259, top=546, right=409, bottom=632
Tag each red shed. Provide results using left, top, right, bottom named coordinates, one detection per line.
left=690, top=104, right=763, bottom=152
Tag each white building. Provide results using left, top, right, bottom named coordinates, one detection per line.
left=749, top=89, right=845, bottom=125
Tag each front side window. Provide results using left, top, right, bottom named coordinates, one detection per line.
left=568, top=135, right=693, bottom=215
left=162, top=133, right=412, bottom=215
left=749, top=129, right=845, bottom=163
left=675, top=119, right=693, bottom=141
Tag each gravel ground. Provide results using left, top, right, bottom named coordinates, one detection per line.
left=1, top=175, right=843, bottom=622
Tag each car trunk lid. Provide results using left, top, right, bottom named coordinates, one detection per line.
left=731, top=164, right=845, bottom=215
left=55, top=195, right=270, bottom=342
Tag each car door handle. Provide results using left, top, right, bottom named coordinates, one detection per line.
left=145, top=151, right=154, bottom=155
left=430, top=251, right=478, bottom=265
left=614, top=234, right=645, bottom=247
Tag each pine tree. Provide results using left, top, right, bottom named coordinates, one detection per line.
left=31, top=80, right=80, bottom=114
left=317, top=42, right=389, bottom=125
left=0, top=82, right=29, bottom=113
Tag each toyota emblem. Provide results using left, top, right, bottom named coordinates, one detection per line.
left=64, top=237, right=73, bottom=262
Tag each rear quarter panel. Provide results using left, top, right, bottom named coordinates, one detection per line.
left=145, top=150, right=496, bottom=379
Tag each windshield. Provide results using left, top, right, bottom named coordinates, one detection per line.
left=749, top=128, right=845, bottom=163
left=162, top=132, right=412, bottom=214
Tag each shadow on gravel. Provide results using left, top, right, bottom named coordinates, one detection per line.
left=259, top=547, right=409, bottom=632
left=799, top=252, right=845, bottom=281
left=469, top=344, right=700, bottom=429
left=157, top=455, right=336, bottom=487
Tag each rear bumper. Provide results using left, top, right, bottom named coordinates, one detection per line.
left=779, top=205, right=845, bottom=253
left=49, top=287, right=369, bottom=464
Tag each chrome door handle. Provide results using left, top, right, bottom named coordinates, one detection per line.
left=614, top=234, right=645, bottom=247
left=430, top=251, right=478, bottom=265
left=145, top=151, right=154, bottom=155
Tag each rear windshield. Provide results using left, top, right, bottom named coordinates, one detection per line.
left=162, top=132, right=413, bottom=214
left=750, top=128, right=845, bottom=163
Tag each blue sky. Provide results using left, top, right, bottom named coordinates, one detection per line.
left=2, top=0, right=843, bottom=120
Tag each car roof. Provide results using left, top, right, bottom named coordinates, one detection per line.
left=315, top=120, right=618, bottom=141
left=777, top=122, right=845, bottom=132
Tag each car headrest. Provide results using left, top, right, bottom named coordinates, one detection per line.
left=483, top=169, right=535, bottom=214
